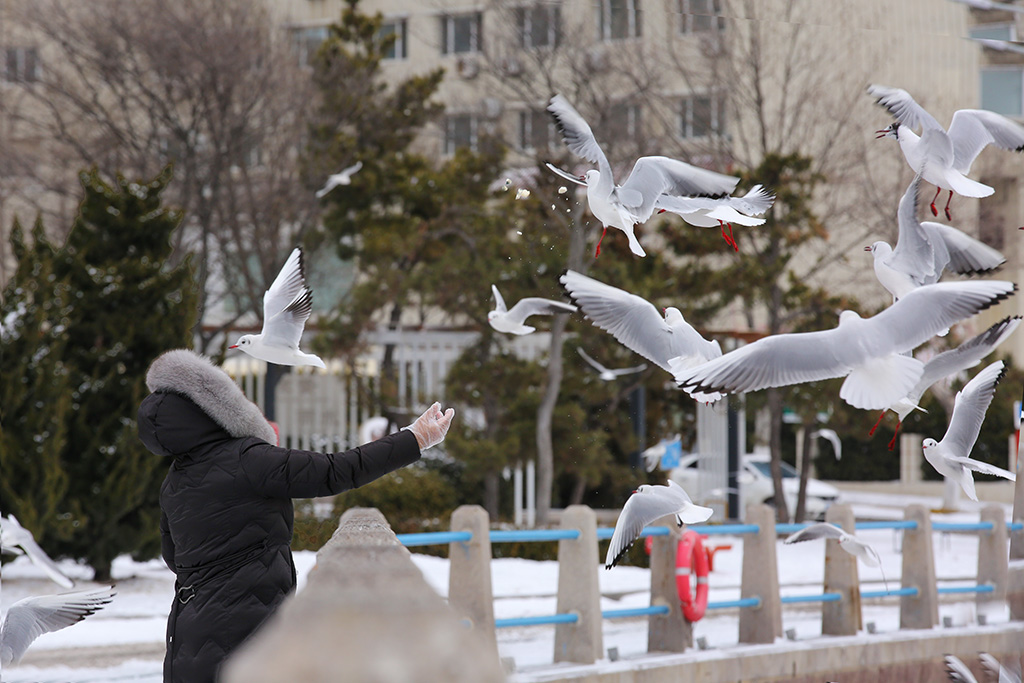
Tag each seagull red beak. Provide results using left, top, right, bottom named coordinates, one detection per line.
left=229, top=344, right=239, bottom=349
left=631, top=489, right=638, bottom=494
left=863, top=245, right=872, bottom=251
left=874, top=129, right=889, bottom=139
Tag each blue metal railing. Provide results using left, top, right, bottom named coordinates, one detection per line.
left=495, top=613, right=578, bottom=628
left=781, top=592, right=842, bottom=604
left=937, top=584, right=994, bottom=595
left=490, top=529, right=580, bottom=542
left=861, top=587, right=918, bottom=599
left=602, top=606, right=670, bottom=619
left=396, top=531, right=472, bottom=546
left=708, top=597, right=761, bottom=610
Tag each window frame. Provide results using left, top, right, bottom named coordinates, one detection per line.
left=678, top=0, right=725, bottom=34
left=678, top=92, right=727, bottom=139
left=595, top=0, right=642, bottom=42
left=517, top=107, right=555, bottom=153
left=515, top=3, right=562, bottom=49
left=444, top=112, right=479, bottom=155
left=380, top=17, right=409, bottom=60
left=440, top=12, right=484, bottom=55
left=3, top=46, right=39, bottom=84
left=979, top=65, right=1024, bottom=119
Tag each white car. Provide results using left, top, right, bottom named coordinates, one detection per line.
left=668, top=450, right=840, bottom=520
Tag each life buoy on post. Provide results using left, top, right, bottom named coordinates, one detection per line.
left=675, top=530, right=709, bottom=622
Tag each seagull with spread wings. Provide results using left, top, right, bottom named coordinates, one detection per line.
left=1, top=586, right=116, bottom=665
left=487, top=284, right=576, bottom=335
left=605, top=480, right=713, bottom=569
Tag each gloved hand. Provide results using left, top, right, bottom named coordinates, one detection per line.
left=404, top=402, right=455, bottom=451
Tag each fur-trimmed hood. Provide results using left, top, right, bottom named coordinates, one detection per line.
left=137, top=349, right=276, bottom=456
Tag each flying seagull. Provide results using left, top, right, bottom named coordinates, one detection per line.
left=546, top=94, right=739, bottom=257
left=923, top=360, right=1016, bottom=501
left=673, top=280, right=1016, bottom=410
left=784, top=522, right=888, bottom=590
left=1, top=586, right=116, bottom=665
left=810, top=428, right=842, bottom=461
left=869, top=84, right=1024, bottom=220
left=0, top=515, right=74, bottom=589
left=655, top=184, right=775, bottom=250
left=315, top=161, right=363, bottom=198
left=560, top=269, right=722, bottom=401
left=229, top=247, right=325, bottom=368
left=487, top=284, right=577, bottom=335
left=605, top=480, right=713, bottom=569
left=576, top=347, right=647, bottom=381
left=866, top=175, right=1004, bottom=303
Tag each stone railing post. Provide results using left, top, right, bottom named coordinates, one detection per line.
left=977, top=504, right=1008, bottom=614
left=822, top=503, right=862, bottom=636
left=554, top=505, right=603, bottom=664
left=221, top=508, right=505, bottom=683
left=739, top=504, right=781, bottom=644
left=1010, top=450, right=1024, bottom=620
left=900, top=504, right=938, bottom=630
left=448, top=505, right=496, bottom=655
left=647, top=515, right=688, bottom=652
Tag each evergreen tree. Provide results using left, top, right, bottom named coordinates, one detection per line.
left=15, top=167, right=197, bottom=580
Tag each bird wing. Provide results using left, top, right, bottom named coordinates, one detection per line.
left=945, top=654, right=980, bottom=683
left=547, top=95, right=613, bottom=183
left=979, top=653, right=1020, bottom=683
left=911, top=317, right=1021, bottom=404
left=341, top=160, right=363, bottom=178
left=605, top=483, right=699, bottom=568
left=888, top=175, right=943, bottom=286
left=948, top=109, right=1024, bottom=174
left=263, top=248, right=308, bottom=325
left=783, top=522, right=846, bottom=544
left=504, top=297, right=577, bottom=325
left=0, top=516, right=73, bottom=589
left=560, top=270, right=712, bottom=372
left=939, top=361, right=1006, bottom=457
left=948, top=455, right=1016, bottom=481
left=1, top=587, right=115, bottom=665
left=731, top=185, right=776, bottom=216
left=867, top=84, right=944, bottom=132
left=618, top=156, right=739, bottom=222
left=490, top=284, right=508, bottom=313
left=811, top=429, right=842, bottom=461
left=315, top=178, right=339, bottom=198
left=610, top=363, right=648, bottom=377
left=668, top=480, right=714, bottom=523
left=544, top=162, right=588, bottom=187
left=576, top=347, right=610, bottom=374
left=920, top=221, right=1005, bottom=276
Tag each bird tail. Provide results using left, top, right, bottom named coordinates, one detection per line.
left=839, top=354, right=922, bottom=410
left=733, top=185, right=775, bottom=216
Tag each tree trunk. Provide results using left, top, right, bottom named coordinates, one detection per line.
left=92, top=561, right=113, bottom=583
left=569, top=475, right=587, bottom=507
left=794, top=422, right=814, bottom=523
left=483, top=471, right=499, bottom=520
left=535, top=314, right=567, bottom=525
left=768, top=388, right=789, bottom=523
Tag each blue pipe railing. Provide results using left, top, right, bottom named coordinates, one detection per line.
left=781, top=592, right=842, bottom=604
left=937, top=584, right=994, bottom=595
left=602, top=606, right=670, bottom=619
left=490, top=529, right=580, bottom=543
left=495, top=613, right=578, bottom=628
left=707, top=597, right=761, bottom=610
left=861, top=587, right=918, bottom=599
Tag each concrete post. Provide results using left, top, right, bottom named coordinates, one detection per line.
left=900, top=504, right=938, bottom=630
left=554, top=505, right=603, bottom=664
left=900, top=433, right=923, bottom=484
left=739, top=504, right=782, bottom=644
left=448, top=505, right=496, bottom=654
left=822, top=503, right=862, bottom=636
left=221, top=508, right=505, bottom=683
left=1009, top=561, right=1024, bottom=621
left=647, top=515, right=689, bottom=652
left=977, top=505, right=1008, bottom=611
left=1011, top=443, right=1024, bottom=619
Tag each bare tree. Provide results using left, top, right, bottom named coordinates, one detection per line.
left=2, top=0, right=318, bottom=349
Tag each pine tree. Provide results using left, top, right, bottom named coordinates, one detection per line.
left=31, top=167, right=197, bottom=580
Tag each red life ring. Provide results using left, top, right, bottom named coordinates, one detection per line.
left=675, top=530, right=709, bottom=622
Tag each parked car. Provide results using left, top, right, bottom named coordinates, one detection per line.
left=668, top=449, right=840, bottom=520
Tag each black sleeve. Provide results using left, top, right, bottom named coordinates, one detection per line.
left=238, top=429, right=422, bottom=498
left=160, top=510, right=175, bottom=571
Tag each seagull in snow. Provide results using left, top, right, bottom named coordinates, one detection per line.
left=0, top=515, right=74, bottom=589
left=869, top=84, right=1024, bottom=220
left=315, top=161, right=363, bottom=198
left=1, top=586, right=116, bottom=665
left=866, top=175, right=1004, bottom=304
left=576, top=347, right=647, bottom=381
left=673, top=280, right=1016, bottom=410
left=605, top=480, right=713, bottom=569
left=922, top=360, right=1016, bottom=501
left=229, top=247, right=325, bottom=369
left=868, top=316, right=1021, bottom=450
left=546, top=94, right=739, bottom=257
left=559, top=269, right=723, bottom=402
left=655, top=184, right=775, bottom=251
left=487, top=284, right=577, bottom=335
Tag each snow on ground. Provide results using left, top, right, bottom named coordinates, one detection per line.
left=0, top=490, right=1015, bottom=682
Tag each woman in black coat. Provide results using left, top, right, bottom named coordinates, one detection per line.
left=137, top=349, right=453, bottom=683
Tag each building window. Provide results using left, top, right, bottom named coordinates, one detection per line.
left=380, top=18, right=408, bottom=60
left=680, top=94, right=726, bottom=138
left=969, top=23, right=1016, bottom=42
left=518, top=108, right=554, bottom=152
left=445, top=114, right=478, bottom=154
left=981, top=67, right=1023, bottom=118
left=679, top=0, right=725, bottom=33
left=606, top=102, right=642, bottom=141
left=515, top=3, right=562, bottom=49
left=440, top=13, right=483, bottom=55
left=4, top=47, right=38, bottom=84
left=290, top=26, right=329, bottom=68
left=596, top=0, right=642, bottom=41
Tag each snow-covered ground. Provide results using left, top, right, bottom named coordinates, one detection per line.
left=0, top=490, right=1016, bottom=682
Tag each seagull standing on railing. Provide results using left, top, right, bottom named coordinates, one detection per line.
left=869, top=84, right=1024, bottom=220
left=922, top=360, right=1016, bottom=501
left=605, top=480, right=713, bottom=569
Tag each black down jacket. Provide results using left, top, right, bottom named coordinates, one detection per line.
left=137, top=350, right=421, bottom=683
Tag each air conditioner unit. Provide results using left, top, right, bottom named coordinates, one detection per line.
left=481, top=97, right=504, bottom=120
left=456, top=55, right=480, bottom=79
left=499, top=55, right=523, bottom=77
left=585, top=46, right=608, bottom=72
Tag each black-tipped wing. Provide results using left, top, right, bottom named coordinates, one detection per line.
left=940, top=361, right=1006, bottom=456
left=1, top=587, right=116, bottom=665
left=867, top=84, right=944, bottom=132
left=547, top=94, right=612, bottom=181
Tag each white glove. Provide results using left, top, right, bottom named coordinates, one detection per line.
left=404, top=402, right=455, bottom=451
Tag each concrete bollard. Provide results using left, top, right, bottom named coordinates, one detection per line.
left=221, top=507, right=505, bottom=683
left=739, top=504, right=782, bottom=644
left=900, top=504, right=938, bottom=630
left=647, top=515, right=689, bottom=652
left=977, top=505, right=1008, bottom=609
left=554, top=505, right=603, bottom=664
left=448, top=505, right=496, bottom=655
left=1009, top=561, right=1024, bottom=620
left=899, top=433, right=924, bottom=484
left=1012, top=448, right=1024, bottom=620
left=821, top=503, right=862, bottom=636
